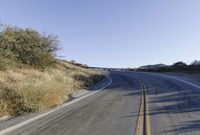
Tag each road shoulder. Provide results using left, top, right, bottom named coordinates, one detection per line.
left=0, top=75, right=112, bottom=134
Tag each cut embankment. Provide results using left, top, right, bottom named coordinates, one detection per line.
left=0, top=61, right=103, bottom=118
left=0, top=25, right=104, bottom=119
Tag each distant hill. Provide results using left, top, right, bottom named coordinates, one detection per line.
left=138, top=64, right=167, bottom=70
left=191, top=60, right=200, bottom=65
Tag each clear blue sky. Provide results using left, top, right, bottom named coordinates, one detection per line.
left=0, top=0, right=200, bottom=68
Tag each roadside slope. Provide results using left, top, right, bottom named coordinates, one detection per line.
left=0, top=25, right=104, bottom=118
left=0, top=60, right=103, bottom=118
left=0, top=71, right=141, bottom=135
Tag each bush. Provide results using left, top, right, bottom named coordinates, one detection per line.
left=0, top=87, right=26, bottom=116
left=0, top=24, right=104, bottom=117
left=0, top=61, right=104, bottom=117
left=0, top=26, right=58, bottom=70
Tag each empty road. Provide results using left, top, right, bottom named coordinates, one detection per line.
left=0, top=71, right=200, bottom=135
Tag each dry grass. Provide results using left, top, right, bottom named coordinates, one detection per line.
left=0, top=60, right=103, bottom=117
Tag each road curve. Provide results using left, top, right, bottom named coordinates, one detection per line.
left=0, top=71, right=200, bottom=135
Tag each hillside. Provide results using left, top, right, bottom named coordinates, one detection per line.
left=0, top=25, right=103, bottom=117
left=138, top=64, right=167, bottom=70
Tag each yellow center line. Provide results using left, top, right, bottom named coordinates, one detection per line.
left=134, top=89, right=144, bottom=135
left=144, top=85, right=151, bottom=135
left=135, top=82, right=151, bottom=135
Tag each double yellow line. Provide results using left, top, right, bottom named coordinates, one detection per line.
left=135, top=82, right=151, bottom=135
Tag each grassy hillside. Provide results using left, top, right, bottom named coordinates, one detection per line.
left=0, top=60, right=103, bottom=117
left=0, top=25, right=103, bottom=117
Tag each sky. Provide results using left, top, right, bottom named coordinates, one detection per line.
left=0, top=0, right=200, bottom=68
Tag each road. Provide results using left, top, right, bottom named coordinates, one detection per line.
left=0, top=71, right=200, bottom=135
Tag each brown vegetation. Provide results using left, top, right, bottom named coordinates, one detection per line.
left=0, top=60, right=103, bottom=117
left=0, top=25, right=103, bottom=117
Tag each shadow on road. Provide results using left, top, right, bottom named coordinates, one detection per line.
left=164, top=120, right=200, bottom=134
left=140, top=75, right=200, bottom=134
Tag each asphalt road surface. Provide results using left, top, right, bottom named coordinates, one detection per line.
left=0, top=71, right=200, bottom=135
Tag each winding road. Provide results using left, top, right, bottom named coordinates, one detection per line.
left=0, top=71, right=200, bottom=135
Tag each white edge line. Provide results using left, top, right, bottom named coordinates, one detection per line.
left=0, top=76, right=112, bottom=135
left=142, top=72, right=200, bottom=90
left=158, top=74, right=200, bottom=89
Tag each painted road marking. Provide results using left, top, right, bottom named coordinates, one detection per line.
left=135, top=82, right=151, bottom=135
left=134, top=85, right=144, bottom=135
left=144, top=85, right=151, bottom=135
left=0, top=76, right=112, bottom=135
left=141, top=72, right=200, bottom=90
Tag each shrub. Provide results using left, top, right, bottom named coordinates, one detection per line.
left=0, top=61, right=104, bottom=117
left=0, top=24, right=104, bottom=117
left=0, top=87, right=26, bottom=116
left=0, top=26, right=58, bottom=69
